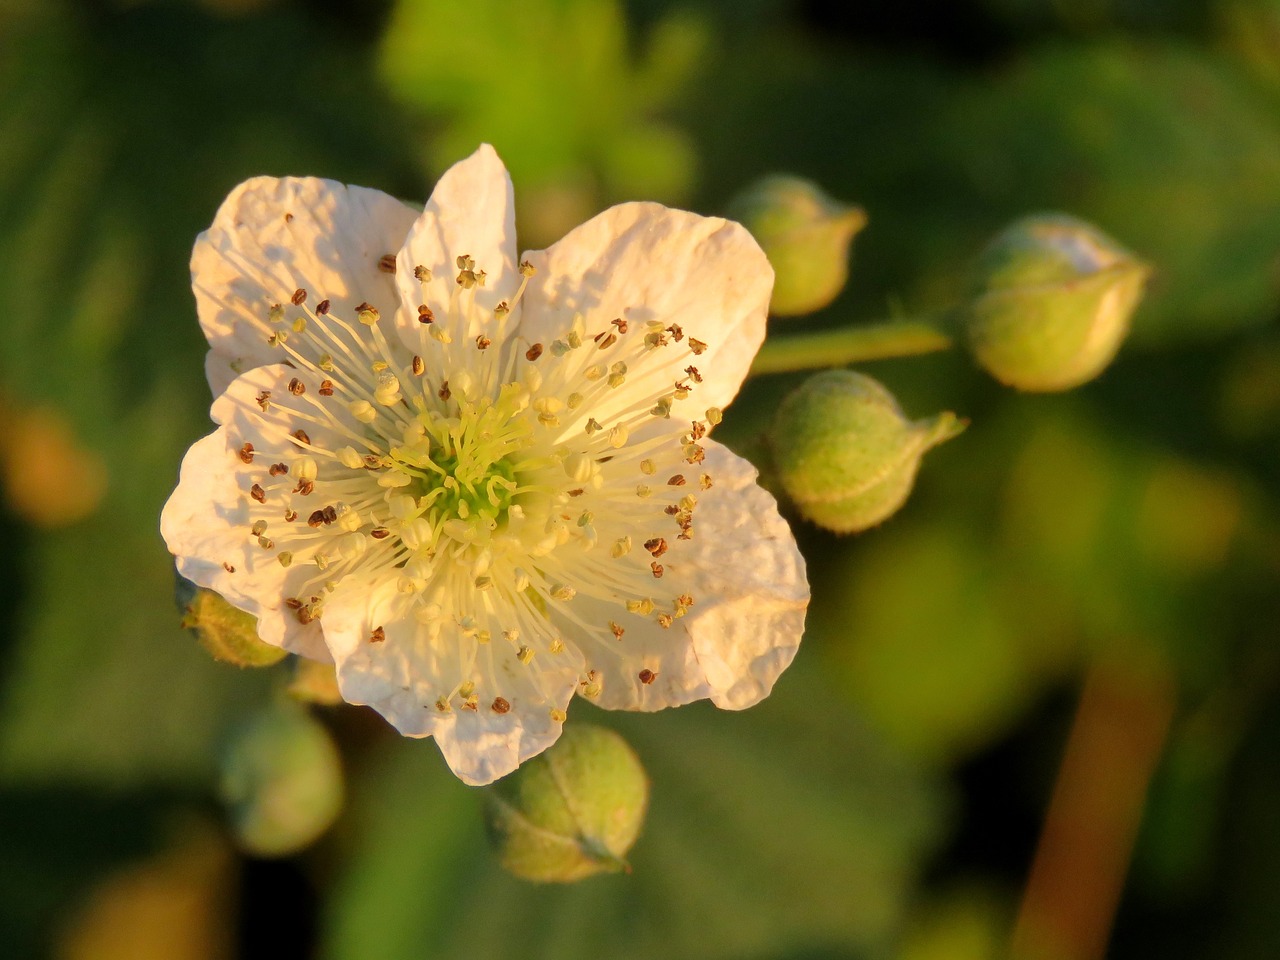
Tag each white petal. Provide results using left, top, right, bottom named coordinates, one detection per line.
left=160, top=368, right=359, bottom=661
left=193, top=176, right=417, bottom=395
left=394, top=144, right=520, bottom=350
left=519, top=202, right=773, bottom=413
left=322, top=595, right=583, bottom=786
left=580, top=439, right=807, bottom=712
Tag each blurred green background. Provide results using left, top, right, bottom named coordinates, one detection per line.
left=2, top=0, right=1280, bottom=957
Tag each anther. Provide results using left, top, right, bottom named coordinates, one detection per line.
left=294, top=479, right=315, bottom=496
left=519, top=260, right=536, bottom=277
left=651, top=562, right=664, bottom=578
left=293, top=429, right=311, bottom=445
left=689, top=337, right=708, bottom=355
left=316, top=299, right=331, bottom=315
left=238, top=442, right=255, bottom=464
left=277, top=551, right=293, bottom=567
left=268, top=462, right=288, bottom=477
left=291, top=288, right=307, bottom=305
left=284, top=509, right=298, bottom=522
left=525, top=343, right=543, bottom=362
left=475, top=335, right=491, bottom=350
left=255, top=391, right=271, bottom=411
left=250, top=483, right=266, bottom=503
left=288, top=377, right=305, bottom=396
left=517, top=645, right=534, bottom=664
left=356, top=302, right=380, bottom=325
left=307, top=509, right=326, bottom=528
left=639, top=668, right=656, bottom=684
left=412, top=356, right=425, bottom=376
left=644, top=537, right=668, bottom=558
left=491, top=696, right=511, bottom=714
left=371, top=527, right=390, bottom=539
left=223, top=562, right=235, bottom=573
left=611, top=317, right=628, bottom=334
left=685, top=365, right=702, bottom=383
left=667, top=474, right=687, bottom=486
left=597, top=332, right=617, bottom=350
left=609, top=621, right=625, bottom=640
left=438, top=381, right=451, bottom=401
left=319, top=379, right=334, bottom=396
left=370, top=626, right=386, bottom=643
left=378, top=253, right=397, bottom=273
left=252, top=520, right=268, bottom=536
left=417, top=304, right=435, bottom=323
left=667, top=323, right=684, bottom=341
left=414, top=265, right=431, bottom=282
left=657, top=613, right=673, bottom=629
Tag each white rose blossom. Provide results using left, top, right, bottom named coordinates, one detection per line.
left=161, top=145, right=809, bottom=785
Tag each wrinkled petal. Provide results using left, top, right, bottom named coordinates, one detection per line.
left=320, top=590, right=584, bottom=785
left=574, top=440, right=807, bottom=712
left=160, top=365, right=357, bottom=661
left=394, top=145, right=520, bottom=352
left=193, top=176, right=417, bottom=395
left=519, top=201, right=773, bottom=415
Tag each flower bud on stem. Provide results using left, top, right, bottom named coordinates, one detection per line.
left=769, top=370, right=965, bottom=533
left=483, top=724, right=649, bottom=883
left=962, top=213, right=1149, bottom=391
left=727, top=175, right=867, bottom=317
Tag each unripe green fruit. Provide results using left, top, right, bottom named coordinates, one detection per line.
left=727, top=175, right=866, bottom=317
left=175, top=575, right=286, bottom=668
left=963, top=213, right=1149, bottom=392
left=769, top=370, right=964, bottom=533
left=219, top=702, right=344, bottom=858
left=484, top=724, right=648, bottom=883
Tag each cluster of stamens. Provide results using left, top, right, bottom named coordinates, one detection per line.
left=223, top=248, right=721, bottom=718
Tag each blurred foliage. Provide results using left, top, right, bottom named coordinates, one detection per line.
left=380, top=0, right=705, bottom=244
left=322, top=661, right=944, bottom=960
left=0, top=0, right=1278, bottom=959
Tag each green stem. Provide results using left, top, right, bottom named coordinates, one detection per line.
left=749, top=318, right=954, bottom=376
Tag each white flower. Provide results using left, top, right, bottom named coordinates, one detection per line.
left=161, top=146, right=809, bottom=785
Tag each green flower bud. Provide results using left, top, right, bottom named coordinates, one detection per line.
left=219, top=702, right=345, bottom=858
left=769, top=370, right=964, bottom=534
left=175, top=574, right=286, bottom=667
left=963, top=213, right=1149, bottom=392
left=484, top=724, right=648, bottom=883
left=727, top=175, right=866, bottom=317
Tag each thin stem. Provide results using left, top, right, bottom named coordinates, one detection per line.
left=749, top=318, right=954, bottom=377
left=1011, top=656, right=1175, bottom=960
